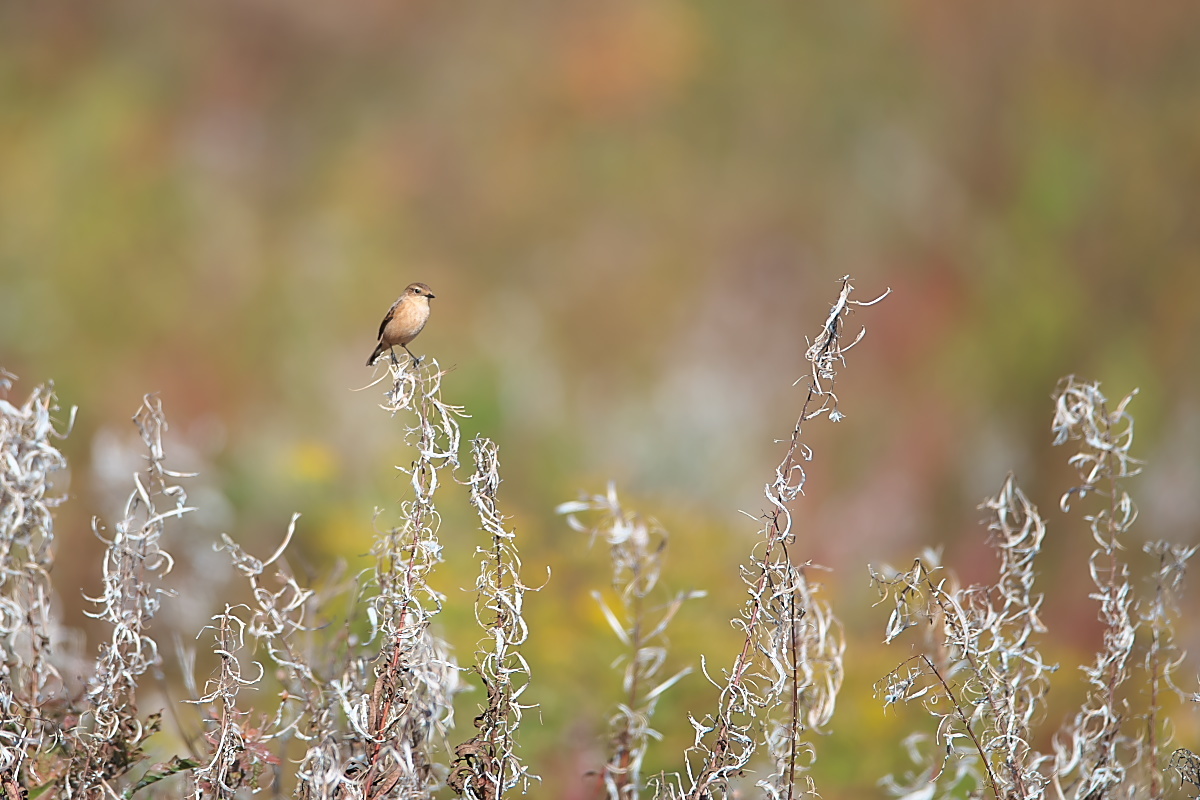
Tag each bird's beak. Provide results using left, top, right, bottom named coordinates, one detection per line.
left=427, top=293, right=436, bottom=299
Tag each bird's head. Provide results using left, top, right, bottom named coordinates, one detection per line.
left=406, top=282, right=435, bottom=301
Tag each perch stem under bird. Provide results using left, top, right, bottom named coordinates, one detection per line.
left=367, top=282, right=435, bottom=367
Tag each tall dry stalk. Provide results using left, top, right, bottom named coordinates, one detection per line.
left=448, top=436, right=538, bottom=799
left=0, top=374, right=72, bottom=793
left=664, top=276, right=886, bottom=799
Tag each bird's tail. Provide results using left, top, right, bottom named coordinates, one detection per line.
left=366, top=342, right=385, bottom=366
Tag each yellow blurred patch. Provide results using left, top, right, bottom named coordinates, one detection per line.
left=317, top=509, right=375, bottom=561
left=286, top=441, right=339, bottom=484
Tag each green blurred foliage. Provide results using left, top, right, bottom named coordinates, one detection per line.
left=3, top=1, right=1200, bottom=797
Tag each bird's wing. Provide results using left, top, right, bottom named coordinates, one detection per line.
left=376, top=297, right=402, bottom=340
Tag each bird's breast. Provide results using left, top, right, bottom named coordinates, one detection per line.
left=384, top=300, right=430, bottom=344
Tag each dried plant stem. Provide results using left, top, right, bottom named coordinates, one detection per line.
left=353, top=359, right=463, bottom=798
left=0, top=375, right=72, bottom=791
left=561, top=485, right=699, bottom=800
left=449, top=437, right=536, bottom=799
left=875, top=475, right=1053, bottom=800
left=673, top=276, right=884, bottom=799
left=194, top=515, right=310, bottom=798
left=69, top=396, right=192, bottom=797
left=1050, top=379, right=1141, bottom=799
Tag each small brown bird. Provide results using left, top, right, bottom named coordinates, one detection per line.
left=366, top=282, right=435, bottom=366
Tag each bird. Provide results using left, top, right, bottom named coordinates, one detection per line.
left=366, top=282, right=435, bottom=366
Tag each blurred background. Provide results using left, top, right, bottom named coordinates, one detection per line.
left=3, top=1, right=1200, bottom=796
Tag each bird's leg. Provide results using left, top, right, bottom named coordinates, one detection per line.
left=403, top=345, right=422, bottom=365
left=389, top=348, right=399, bottom=366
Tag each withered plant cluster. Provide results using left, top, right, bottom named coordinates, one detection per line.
left=561, top=277, right=886, bottom=800
left=873, top=378, right=1200, bottom=800
left=2, top=276, right=1197, bottom=800
left=0, top=360, right=535, bottom=800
